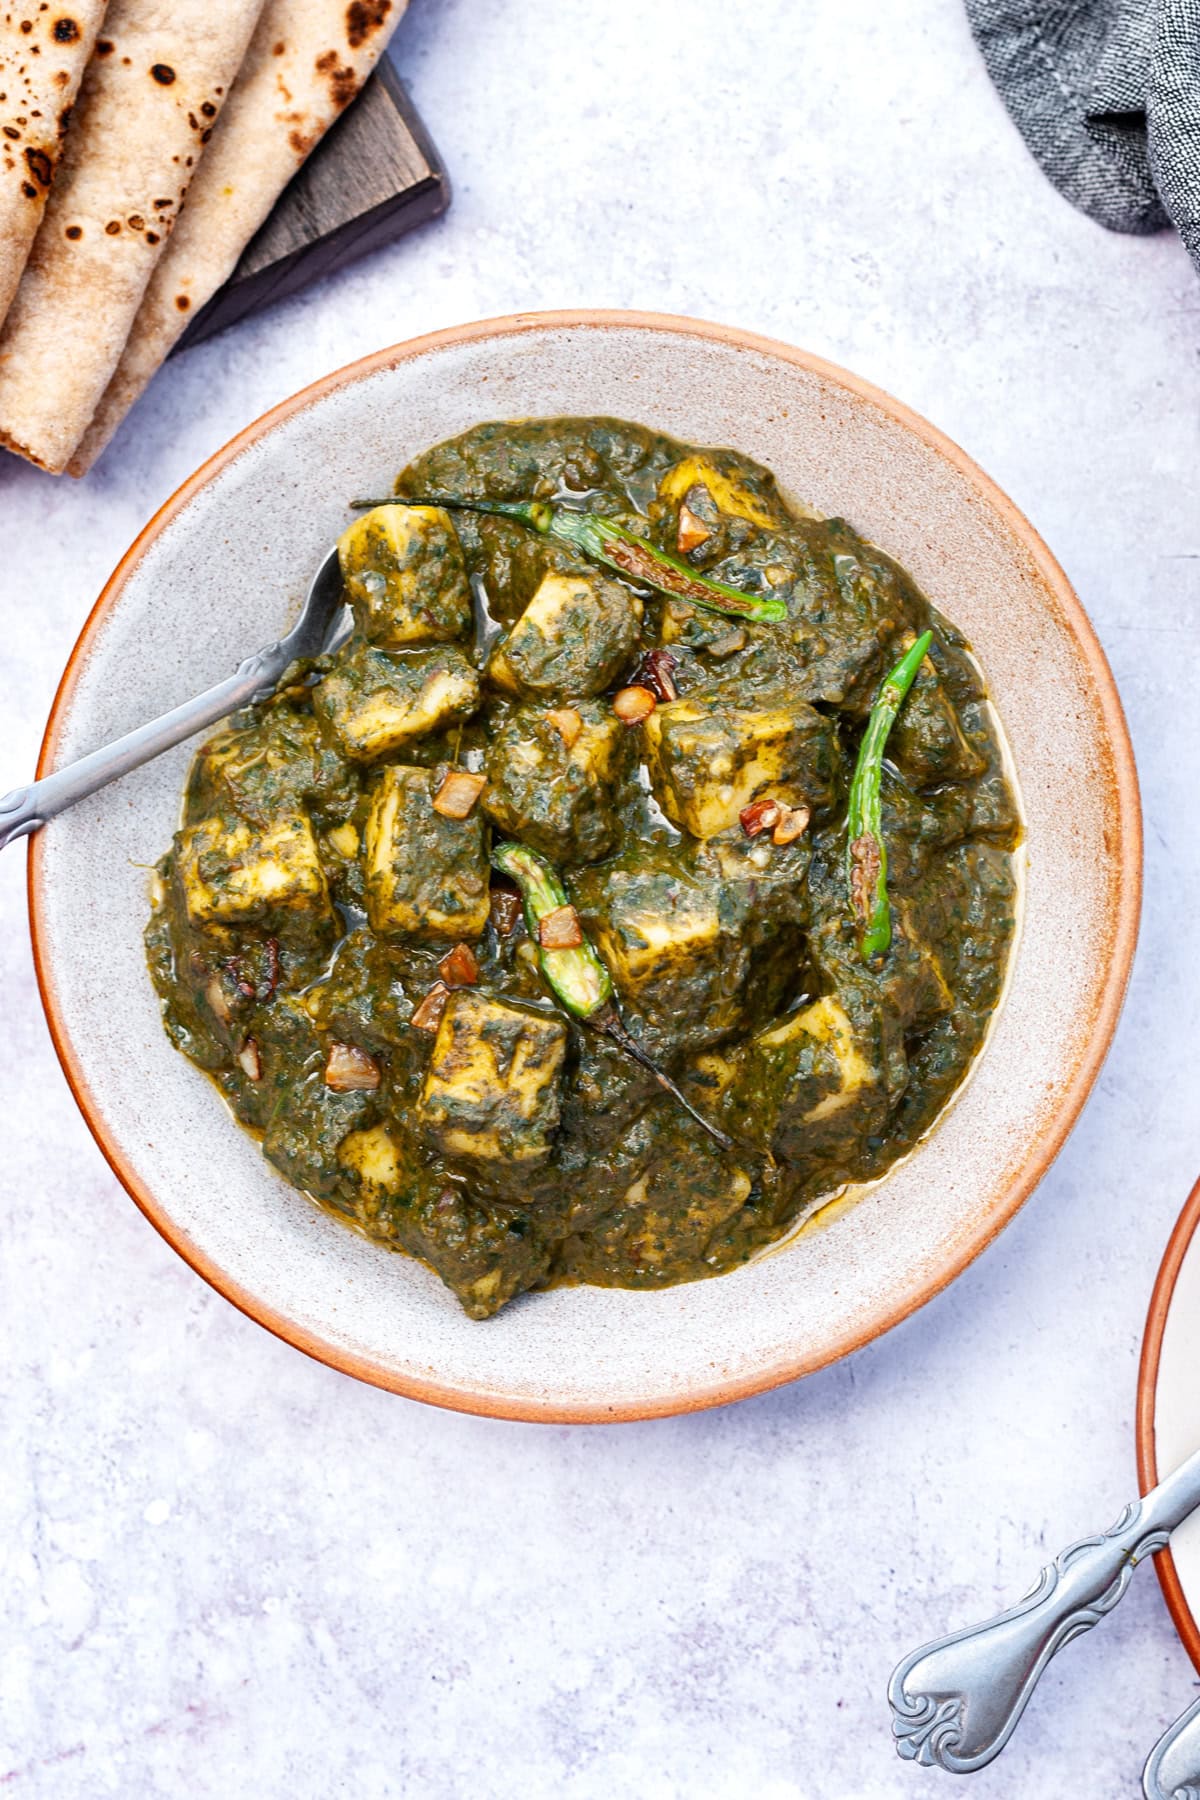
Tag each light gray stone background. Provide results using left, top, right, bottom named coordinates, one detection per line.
left=1, top=1, right=1198, bottom=1794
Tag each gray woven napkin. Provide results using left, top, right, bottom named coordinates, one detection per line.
left=966, top=0, right=1200, bottom=272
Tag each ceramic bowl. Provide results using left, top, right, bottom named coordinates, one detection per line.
left=1138, top=1177, right=1200, bottom=1669
left=29, top=310, right=1141, bottom=1421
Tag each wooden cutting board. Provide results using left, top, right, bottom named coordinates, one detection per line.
left=177, top=58, right=448, bottom=351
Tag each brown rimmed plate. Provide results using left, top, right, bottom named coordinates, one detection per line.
left=1138, top=1176, right=1200, bottom=1669
left=28, top=309, right=1141, bottom=1421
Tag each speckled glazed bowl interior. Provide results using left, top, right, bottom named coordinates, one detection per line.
left=30, top=311, right=1141, bottom=1421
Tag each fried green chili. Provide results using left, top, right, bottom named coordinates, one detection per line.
left=491, top=840, right=733, bottom=1150
left=491, top=840, right=612, bottom=1018
left=352, top=497, right=788, bottom=625
left=846, top=629, right=933, bottom=963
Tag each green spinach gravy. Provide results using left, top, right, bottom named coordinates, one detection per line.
left=146, top=418, right=1020, bottom=1318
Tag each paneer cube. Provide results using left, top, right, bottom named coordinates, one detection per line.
left=338, top=1123, right=406, bottom=1193
left=483, top=700, right=629, bottom=863
left=733, top=994, right=890, bottom=1164
left=657, top=454, right=784, bottom=529
left=314, top=642, right=480, bottom=762
left=889, top=652, right=988, bottom=788
left=487, top=570, right=641, bottom=698
left=579, top=1145, right=754, bottom=1276
left=400, top=1185, right=552, bottom=1318
left=178, top=811, right=332, bottom=934
left=581, top=856, right=749, bottom=1048
left=337, top=1124, right=421, bottom=1227
left=363, top=765, right=490, bottom=941
left=417, top=990, right=567, bottom=1165
left=643, top=692, right=839, bottom=839
left=185, top=711, right=356, bottom=829
left=756, top=996, right=877, bottom=1114
left=693, top=831, right=811, bottom=942
left=596, top=873, right=721, bottom=997
left=337, top=504, right=472, bottom=647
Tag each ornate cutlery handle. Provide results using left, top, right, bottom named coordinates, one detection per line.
left=0, top=644, right=286, bottom=853
left=889, top=1446, right=1200, bottom=1774
left=1144, top=1696, right=1200, bottom=1800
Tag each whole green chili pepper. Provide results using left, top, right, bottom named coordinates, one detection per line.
left=846, top=629, right=934, bottom=964
left=352, top=496, right=788, bottom=626
left=491, top=840, right=733, bottom=1150
left=491, top=840, right=612, bottom=1019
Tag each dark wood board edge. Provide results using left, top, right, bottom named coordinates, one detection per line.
left=177, top=60, right=449, bottom=352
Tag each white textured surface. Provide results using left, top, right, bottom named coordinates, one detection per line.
left=0, top=0, right=1196, bottom=1794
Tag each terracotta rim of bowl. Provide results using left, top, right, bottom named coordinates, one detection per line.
left=1137, top=1175, right=1200, bottom=1671
left=26, top=309, right=1143, bottom=1421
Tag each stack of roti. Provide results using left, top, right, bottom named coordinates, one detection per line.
left=0, top=0, right=406, bottom=476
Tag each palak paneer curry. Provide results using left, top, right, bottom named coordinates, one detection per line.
left=146, top=418, right=1020, bottom=1319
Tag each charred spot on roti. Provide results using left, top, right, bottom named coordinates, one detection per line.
left=2, top=126, right=18, bottom=139
left=200, top=101, right=216, bottom=118
left=64, top=223, right=81, bottom=238
left=20, top=179, right=35, bottom=197
left=346, top=1, right=391, bottom=50
left=52, top=16, right=78, bottom=41
left=23, top=144, right=51, bottom=185
left=95, top=37, right=113, bottom=55
left=330, top=65, right=357, bottom=107
left=310, top=50, right=364, bottom=108
left=104, top=218, right=120, bottom=234
left=150, top=64, right=176, bottom=85
left=175, top=294, right=190, bottom=310
left=145, top=230, right=159, bottom=244
left=127, top=213, right=144, bottom=230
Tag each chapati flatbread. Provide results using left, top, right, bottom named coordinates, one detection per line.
left=0, top=1, right=109, bottom=331
left=0, top=0, right=266, bottom=473
left=67, top=0, right=406, bottom=477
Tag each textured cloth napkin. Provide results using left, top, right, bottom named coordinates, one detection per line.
left=966, top=0, right=1200, bottom=272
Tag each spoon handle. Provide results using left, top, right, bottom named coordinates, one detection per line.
left=0, top=640, right=289, bottom=852
left=888, top=1446, right=1200, bottom=1773
left=1144, top=1694, right=1200, bottom=1800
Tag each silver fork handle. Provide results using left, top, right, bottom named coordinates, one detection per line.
left=889, top=1445, right=1200, bottom=1773
left=0, top=641, right=287, bottom=852
left=1144, top=1696, right=1200, bottom=1800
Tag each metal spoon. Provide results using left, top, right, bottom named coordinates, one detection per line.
left=0, top=548, right=347, bottom=852
left=888, top=1443, right=1200, bottom=1775
left=1142, top=1692, right=1200, bottom=1799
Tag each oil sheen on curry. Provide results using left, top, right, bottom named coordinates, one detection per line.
left=146, top=418, right=1021, bottom=1319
